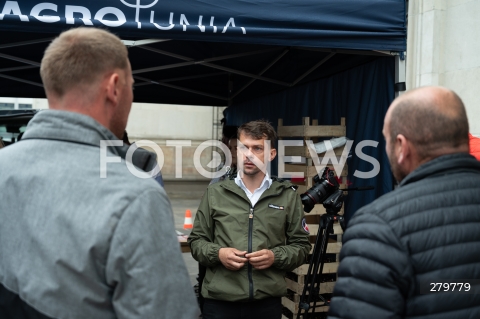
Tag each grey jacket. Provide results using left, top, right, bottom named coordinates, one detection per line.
left=0, top=110, right=199, bottom=319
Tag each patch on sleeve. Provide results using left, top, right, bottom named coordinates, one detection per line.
left=302, top=218, right=310, bottom=234
left=268, top=204, right=284, bottom=210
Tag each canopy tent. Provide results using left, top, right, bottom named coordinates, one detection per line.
left=0, top=0, right=406, bottom=105
left=0, top=0, right=406, bottom=217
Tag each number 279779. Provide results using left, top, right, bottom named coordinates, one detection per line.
left=430, top=283, right=471, bottom=292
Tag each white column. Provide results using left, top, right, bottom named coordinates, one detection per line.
left=406, top=0, right=447, bottom=89
left=406, top=0, right=480, bottom=135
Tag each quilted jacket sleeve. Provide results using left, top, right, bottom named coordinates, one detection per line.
left=327, top=211, right=413, bottom=319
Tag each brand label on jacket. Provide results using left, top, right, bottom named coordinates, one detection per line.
left=268, top=204, right=284, bottom=210
left=302, top=218, right=310, bottom=234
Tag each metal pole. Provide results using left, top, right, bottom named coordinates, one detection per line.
left=395, top=53, right=406, bottom=98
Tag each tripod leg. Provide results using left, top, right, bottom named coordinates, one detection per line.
left=338, top=216, right=345, bottom=232
left=297, top=216, right=333, bottom=319
left=297, top=220, right=325, bottom=319
left=309, top=217, right=333, bottom=315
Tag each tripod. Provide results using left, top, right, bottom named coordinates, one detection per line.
left=296, top=189, right=346, bottom=319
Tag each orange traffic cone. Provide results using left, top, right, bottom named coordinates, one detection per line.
left=183, top=209, right=193, bottom=229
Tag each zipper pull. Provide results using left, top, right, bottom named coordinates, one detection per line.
left=249, top=208, right=254, bottom=219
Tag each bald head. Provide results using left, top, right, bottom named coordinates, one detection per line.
left=386, top=86, right=469, bottom=161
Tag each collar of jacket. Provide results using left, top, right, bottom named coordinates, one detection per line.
left=220, top=177, right=295, bottom=205
left=399, top=153, right=480, bottom=187
left=22, top=109, right=156, bottom=169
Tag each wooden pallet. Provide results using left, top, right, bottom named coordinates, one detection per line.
left=278, top=118, right=346, bottom=138
left=278, top=117, right=347, bottom=162
left=278, top=117, right=348, bottom=189
left=304, top=238, right=342, bottom=255
left=282, top=296, right=329, bottom=317
left=282, top=220, right=343, bottom=317
left=286, top=278, right=336, bottom=295
left=277, top=117, right=347, bottom=319
left=282, top=290, right=331, bottom=319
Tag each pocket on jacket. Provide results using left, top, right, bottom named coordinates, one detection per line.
left=205, top=266, right=248, bottom=301
left=254, top=267, right=287, bottom=298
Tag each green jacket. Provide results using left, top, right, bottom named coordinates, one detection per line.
left=188, top=177, right=311, bottom=302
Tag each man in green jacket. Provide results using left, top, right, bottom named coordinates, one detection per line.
left=188, top=120, right=311, bottom=319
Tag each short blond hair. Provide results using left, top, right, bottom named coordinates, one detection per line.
left=40, top=27, right=128, bottom=97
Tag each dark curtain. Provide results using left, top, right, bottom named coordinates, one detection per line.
left=224, top=56, right=395, bottom=221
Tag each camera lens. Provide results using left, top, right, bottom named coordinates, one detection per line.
left=301, top=169, right=339, bottom=213
left=301, top=180, right=336, bottom=213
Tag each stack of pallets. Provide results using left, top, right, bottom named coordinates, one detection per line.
left=277, top=117, right=347, bottom=319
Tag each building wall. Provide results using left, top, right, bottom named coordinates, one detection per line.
left=126, top=103, right=219, bottom=141
left=407, top=0, right=480, bottom=135
left=20, top=98, right=226, bottom=181
left=126, top=103, right=226, bottom=181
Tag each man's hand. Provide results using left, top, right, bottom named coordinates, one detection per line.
left=245, top=249, right=275, bottom=270
left=219, top=248, right=247, bottom=271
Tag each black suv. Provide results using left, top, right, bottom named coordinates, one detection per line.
left=0, top=110, right=38, bottom=148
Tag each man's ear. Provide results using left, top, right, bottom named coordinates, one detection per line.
left=269, top=148, right=277, bottom=162
left=105, top=72, right=120, bottom=107
left=396, top=134, right=410, bottom=164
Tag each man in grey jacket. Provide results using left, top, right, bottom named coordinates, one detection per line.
left=0, top=28, right=199, bottom=319
left=328, top=86, right=480, bottom=319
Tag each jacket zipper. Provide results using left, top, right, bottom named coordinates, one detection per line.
left=248, top=207, right=254, bottom=300
left=247, top=193, right=283, bottom=300
left=221, top=185, right=285, bottom=300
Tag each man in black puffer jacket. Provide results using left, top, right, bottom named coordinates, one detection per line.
left=328, top=86, right=480, bottom=319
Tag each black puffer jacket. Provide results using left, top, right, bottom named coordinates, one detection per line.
left=328, top=153, right=480, bottom=319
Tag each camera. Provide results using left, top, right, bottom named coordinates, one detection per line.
left=301, top=168, right=340, bottom=213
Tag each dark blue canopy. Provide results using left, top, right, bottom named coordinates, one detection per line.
left=0, top=0, right=405, bottom=51
left=0, top=0, right=404, bottom=214
left=0, top=0, right=405, bottom=106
